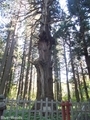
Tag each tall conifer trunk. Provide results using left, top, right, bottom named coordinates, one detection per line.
left=79, top=16, right=90, bottom=79
left=69, top=37, right=80, bottom=102
left=63, top=39, right=70, bottom=100
left=35, top=40, right=53, bottom=100
left=33, top=0, right=55, bottom=100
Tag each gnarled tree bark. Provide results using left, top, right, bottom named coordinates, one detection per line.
left=34, top=39, right=53, bottom=100
left=33, top=0, right=55, bottom=100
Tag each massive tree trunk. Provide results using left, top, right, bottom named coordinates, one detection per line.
left=35, top=39, right=53, bottom=100
left=33, top=0, right=55, bottom=100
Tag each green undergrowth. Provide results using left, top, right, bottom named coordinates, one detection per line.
left=3, top=109, right=62, bottom=120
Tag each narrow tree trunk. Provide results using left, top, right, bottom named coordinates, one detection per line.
left=28, top=63, right=33, bottom=99
left=32, top=67, right=36, bottom=99
left=80, top=62, right=89, bottom=100
left=0, top=27, right=16, bottom=94
left=54, top=82, right=57, bottom=100
left=84, top=53, right=90, bottom=79
left=0, top=27, right=11, bottom=83
left=79, top=16, right=90, bottom=79
left=53, top=46, right=60, bottom=100
left=58, top=63, right=62, bottom=101
left=17, top=39, right=27, bottom=98
left=23, top=36, right=32, bottom=99
left=69, top=37, right=80, bottom=102
left=57, top=82, right=60, bottom=100
left=76, top=66, right=83, bottom=101
left=63, top=39, right=70, bottom=100
left=4, top=69, right=12, bottom=97
left=0, top=1, right=21, bottom=94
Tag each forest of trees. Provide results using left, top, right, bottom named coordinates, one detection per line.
left=0, top=0, right=90, bottom=102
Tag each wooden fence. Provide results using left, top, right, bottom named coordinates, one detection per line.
left=0, top=98, right=90, bottom=120
left=2, top=98, right=62, bottom=120
left=71, top=102, right=90, bottom=120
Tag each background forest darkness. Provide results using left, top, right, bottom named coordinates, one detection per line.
left=0, top=0, right=90, bottom=102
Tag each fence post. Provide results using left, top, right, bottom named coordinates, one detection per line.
left=65, top=101, right=72, bottom=120
left=61, top=101, right=66, bottom=120
left=0, top=95, right=6, bottom=120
